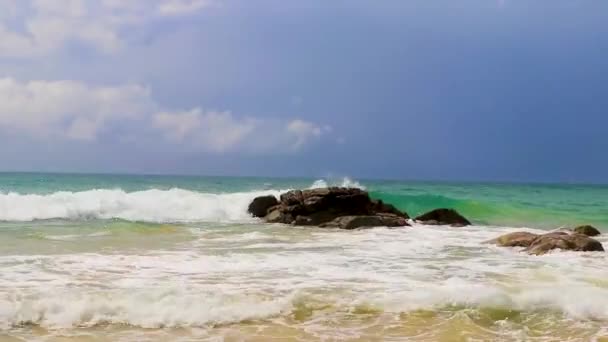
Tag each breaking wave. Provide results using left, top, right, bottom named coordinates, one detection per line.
left=0, top=178, right=364, bottom=223
left=1, top=225, right=608, bottom=330
left=0, top=188, right=282, bottom=223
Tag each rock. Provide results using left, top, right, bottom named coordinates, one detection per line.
left=573, top=225, right=601, bottom=237
left=488, top=230, right=604, bottom=255
left=278, top=187, right=370, bottom=217
left=541, top=231, right=570, bottom=238
left=524, top=233, right=604, bottom=255
left=415, top=208, right=471, bottom=227
left=293, top=211, right=341, bottom=226
left=320, top=214, right=409, bottom=230
left=248, top=195, right=279, bottom=218
left=280, top=190, right=304, bottom=206
left=265, top=207, right=289, bottom=223
left=254, top=187, right=410, bottom=229
left=369, top=200, right=409, bottom=219
left=485, top=231, right=539, bottom=247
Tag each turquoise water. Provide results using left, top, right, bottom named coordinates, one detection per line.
left=0, top=172, right=606, bottom=229
left=1, top=172, right=608, bottom=341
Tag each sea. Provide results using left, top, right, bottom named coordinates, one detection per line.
left=0, top=173, right=607, bottom=341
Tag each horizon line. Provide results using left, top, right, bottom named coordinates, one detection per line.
left=0, top=170, right=606, bottom=187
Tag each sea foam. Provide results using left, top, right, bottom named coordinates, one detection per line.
left=1, top=225, right=607, bottom=331
left=0, top=178, right=364, bottom=223
left=0, top=188, right=282, bottom=222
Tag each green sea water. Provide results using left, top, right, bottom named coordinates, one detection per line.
left=1, top=173, right=607, bottom=341
left=0, top=172, right=605, bottom=229
left=371, top=182, right=608, bottom=229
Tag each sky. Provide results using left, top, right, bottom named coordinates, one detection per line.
left=0, top=0, right=607, bottom=183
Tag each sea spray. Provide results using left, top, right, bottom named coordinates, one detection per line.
left=309, top=177, right=366, bottom=190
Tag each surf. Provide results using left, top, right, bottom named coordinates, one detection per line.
left=0, top=178, right=365, bottom=223
left=0, top=188, right=284, bottom=223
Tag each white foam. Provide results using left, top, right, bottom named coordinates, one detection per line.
left=2, top=178, right=607, bottom=337
left=0, top=188, right=284, bottom=223
left=1, top=225, right=607, bottom=331
left=0, top=287, right=292, bottom=329
left=0, top=177, right=367, bottom=223
left=309, top=177, right=366, bottom=190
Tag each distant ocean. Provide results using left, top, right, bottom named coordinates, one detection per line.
left=1, top=173, right=607, bottom=341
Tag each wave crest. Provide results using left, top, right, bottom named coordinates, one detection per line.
left=0, top=188, right=283, bottom=223
left=0, top=289, right=292, bottom=329
left=0, top=177, right=367, bottom=223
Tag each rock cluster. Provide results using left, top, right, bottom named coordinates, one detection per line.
left=249, top=187, right=409, bottom=229
left=249, top=188, right=604, bottom=255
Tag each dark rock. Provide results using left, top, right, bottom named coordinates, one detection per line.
left=280, top=190, right=304, bottom=206
left=369, top=199, right=409, bottom=219
left=485, top=232, right=539, bottom=247
left=415, top=208, right=471, bottom=227
left=524, top=233, right=604, bottom=255
left=293, top=211, right=342, bottom=226
left=248, top=195, right=279, bottom=218
left=255, top=187, right=410, bottom=229
left=277, top=187, right=370, bottom=217
left=573, top=225, right=601, bottom=237
left=320, top=214, right=409, bottom=230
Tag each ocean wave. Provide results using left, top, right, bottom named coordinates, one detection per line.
left=0, top=178, right=366, bottom=223
left=3, top=280, right=608, bottom=330
left=1, top=226, right=608, bottom=333
left=0, top=288, right=292, bottom=329
left=0, top=188, right=286, bottom=223
left=2, top=272, right=608, bottom=330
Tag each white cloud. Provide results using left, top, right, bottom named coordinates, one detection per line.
left=0, top=0, right=213, bottom=58
left=0, top=1, right=19, bottom=20
left=153, top=109, right=257, bottom=152
left=33, top=0, right=87, bottom=18
left=287, top=119, right=331, bottom=149
left=154, top=109, right=330, bottom=153
left=158, top=0, right=212, bottom=16
left=0, top=77, right=153, bottom=140
left=0, top=77, right=331, bottom=152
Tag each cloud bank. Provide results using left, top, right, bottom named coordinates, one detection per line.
left=0, top=77, right=330, bottom=153
left=0, top=0, right=213, bottom=58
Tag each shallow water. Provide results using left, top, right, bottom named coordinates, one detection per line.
left=1, top=174, right=607, bottom=341
left=2, top=223, right=608, bottom=341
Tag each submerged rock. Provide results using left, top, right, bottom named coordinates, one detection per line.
left=250, top=187, right=410, bottom=229
left=573, top=225, right=601, bottom=237
left=247, top=195, right=279, bottom=218
left=485, top=231, right=539, bottom=247
left=487, top=230, right=604, bottom=255
left=414, top=208, right=471, bottom=227
left=524, top=233, right=604, bottom=255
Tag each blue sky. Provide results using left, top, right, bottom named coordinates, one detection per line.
left=0, top=0, right=607, bottom=182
